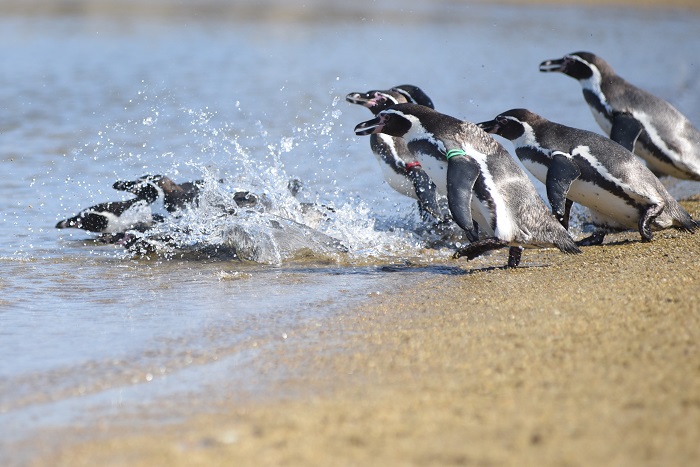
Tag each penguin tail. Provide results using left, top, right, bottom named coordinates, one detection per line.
left=667, top=200, right=698, bottom=233
left=547, top=224, right=582, bottom=254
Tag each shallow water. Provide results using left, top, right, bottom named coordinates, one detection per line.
left=1, top=1, right=699, bottom=461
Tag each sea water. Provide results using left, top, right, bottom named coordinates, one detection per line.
left=1, top=1, right=699, bottom=460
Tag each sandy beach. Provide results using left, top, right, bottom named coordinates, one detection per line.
left=26, top=195, right=700, bottom=466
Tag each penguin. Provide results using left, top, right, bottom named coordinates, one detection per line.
left=346, top=85, right=446, bottom=221
left=113, top=175, right=203, bottom=213
left=478, top=109, right=697, bottom=245
left=55, top=181, right=163, bottom=235
left=113, top=174, right=306, bottom=213
left=354, top=103, right=581, bottom=267
left=539, top=51, right=700, bottom=181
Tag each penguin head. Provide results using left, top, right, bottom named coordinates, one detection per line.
left=389, top=85, right=435, bottom=109
left=354, top=106, right=415, bottom=137
left=113, top=175, right=164, bottom=204
left=477, top=109, right=541, bottom=141
left=354, top=103, right=446, bottom=142
left=56, top=211, right=109, bottom=232
left=539, top=51, right=605, bottom=80
left=346, top=85, right=434, bottom=115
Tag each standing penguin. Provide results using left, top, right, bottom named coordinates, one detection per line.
left=346, top=85, right=446, bottom=221
left=540, top=51, right=700, bottom=181
left=56, top=181, right=163, bottom=235
left=478, top=109, right=697, bottom=245
left=354, top=104, right=581, bottom=267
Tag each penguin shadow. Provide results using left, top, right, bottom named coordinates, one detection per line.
left=379, top=263, right=467, bottom=276
left=456, top=262, right=555, bottom=274
left=378, top=255, right=555, bottom=276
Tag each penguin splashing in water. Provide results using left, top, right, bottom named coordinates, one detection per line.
left=55, top=179, right=163, bottom=236
left=346, top=85, right=447, bottom=223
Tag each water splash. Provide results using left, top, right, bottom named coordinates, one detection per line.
left=55, top=89, right=458, bottom=264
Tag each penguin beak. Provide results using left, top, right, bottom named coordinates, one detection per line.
left=55, top=217, right=80, bottom=229
left=477, top=119, right=499, bottom=134
left=346, top=92, right=390, bottom=111
left=346, top=92, right=373, bottom=107
left=354, top=116, right=384, bottom=136
left=539, top=57, right=566, bottom=73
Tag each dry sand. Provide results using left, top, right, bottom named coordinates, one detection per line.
left=27, top=197, right=700, bottom=466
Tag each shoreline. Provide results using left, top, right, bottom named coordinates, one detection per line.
left=27, top=197, right=700, bottom=466
left=2, top=0, right=699, bottom=20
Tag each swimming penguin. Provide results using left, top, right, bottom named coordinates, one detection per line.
left=478, top=109, right=697, bottom=245
left=354, top=103, right=581, bottom=267
left=55, top=182, right=163, bottom=235
left=113, top=175, right=203, bottom=213
left=346, top=85, right=446, bottom=221
left=539, top=51, right=700, bottom=181
left=113, top=174, right=308, bottom=214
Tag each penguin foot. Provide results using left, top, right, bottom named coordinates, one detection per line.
left=576, top=231, right=606, bottom=246
left=639, top=203, right=663, bottom=242
left=506, top=246, right=523, bottom=268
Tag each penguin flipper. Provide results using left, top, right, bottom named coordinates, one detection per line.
left=546, top=153, right=581, bottom=227
left=610, top=113, right=644, bottom=152
left=447, top=155, right=480, bottom=242
left=407, top=167, right=443, bottom=221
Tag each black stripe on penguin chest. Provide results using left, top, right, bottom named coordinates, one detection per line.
left=370, top=134, right=405, bottom=174
left=635, top=132, right=683, bottom=168
left=516, top=147, right=549, bottom=167
left=582, top=89, right=611, bottom=121
left=407, top=140, right=444, bottom=163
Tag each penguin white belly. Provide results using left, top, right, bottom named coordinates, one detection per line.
left=568, top=179, right=639, bottom=229
left=521, top=159, right=549, bottom=185
left=524, top=157, right=640, bottom=229
left=106, top=202, right=154, bottom=233
left=413, top=153, right=447, bottom=195
left=587, top=209, right=628, bottom=230
left=590, top=107, right=613, bottom=135
left=635, top=143, right=698, bottom=180
left=375, top=157, right=417, bottom=199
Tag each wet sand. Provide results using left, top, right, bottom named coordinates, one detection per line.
left=27, top=197, right=700, bottom=466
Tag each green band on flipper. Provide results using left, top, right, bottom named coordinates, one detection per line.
left=445, top=149, right=467, bottom=160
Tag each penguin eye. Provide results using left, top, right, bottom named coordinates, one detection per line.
left=496, top=116, right=509, bottom=125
